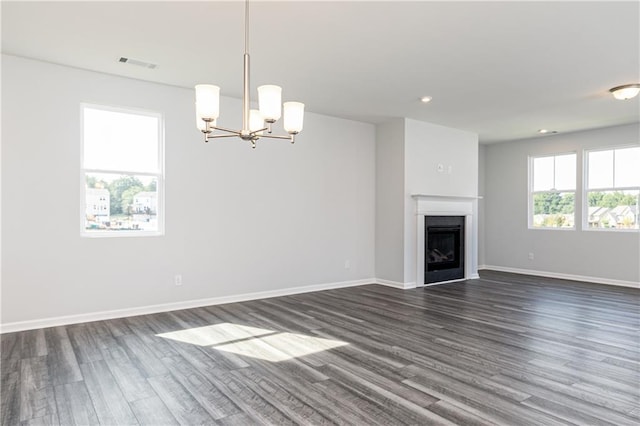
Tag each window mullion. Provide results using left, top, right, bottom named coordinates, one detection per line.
left=612, top=149, right=617, bottom=188
left=83, top=168, right=161, bottom=178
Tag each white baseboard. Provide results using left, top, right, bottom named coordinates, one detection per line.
left=0, top=278, right=375, bottom=334
left=7, top=266, right=634, bottom=334
left=375, top=279, right=417, bottom=289
left=481, top=265, right=640, bottom=289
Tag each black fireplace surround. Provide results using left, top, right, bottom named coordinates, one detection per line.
left=425, top=215, right=465, bottom=284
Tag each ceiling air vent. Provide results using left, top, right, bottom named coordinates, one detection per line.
left=118, top=57, right=157, bottom=69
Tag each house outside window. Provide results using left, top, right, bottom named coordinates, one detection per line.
left=584, top=146, right=639, bottom=231
left=81, top=104, right=164, bottom=236
left=529, top=153, right=576, bottom=229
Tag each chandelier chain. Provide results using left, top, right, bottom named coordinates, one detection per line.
left=244, top=0, right=249, bottom=55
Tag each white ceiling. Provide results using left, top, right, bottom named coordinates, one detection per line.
left=2, top=0, right=639, bottom=144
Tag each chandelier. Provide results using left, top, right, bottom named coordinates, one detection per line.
left=195, top=0, right=304, bottom=148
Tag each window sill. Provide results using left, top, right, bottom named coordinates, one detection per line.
left=582, top=227, right=639, bottom=233
left=81, top=231, right=164, bottom=238
left=528, top=226, right=575, bottom=231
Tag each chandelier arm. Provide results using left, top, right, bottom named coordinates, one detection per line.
left=258, top=134, right=295, bottom=141
left=206, top=134, right=245, bottom=139
left=209, top=125, right=243, bottom=135
left=253, top=126, right=270, bottom=134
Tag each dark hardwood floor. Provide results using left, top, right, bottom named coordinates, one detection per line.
left=2, top=271, right=639, bottom=425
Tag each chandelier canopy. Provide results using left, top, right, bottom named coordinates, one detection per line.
left=195, top=0, right=304, bottom=148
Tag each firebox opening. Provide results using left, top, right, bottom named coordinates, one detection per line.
left=425, top=216, right=465, bottom=284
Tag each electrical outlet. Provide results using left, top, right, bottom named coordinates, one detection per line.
left=437, top=163, right=444, bottom=173
left=174, top=274, right=183, bottom=286
left=528, top=253, right=534, bottom=260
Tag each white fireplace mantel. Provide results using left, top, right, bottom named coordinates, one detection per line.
left=412, top=194, right=480, bottom=286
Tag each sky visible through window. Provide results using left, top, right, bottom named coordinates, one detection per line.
left=83, top=107, right=159, bottom=173
left=588, top=147, right=640, bottom=189
left=533, top=154, right=576, bottom=191
left=533, top=148, right=640, bottom=191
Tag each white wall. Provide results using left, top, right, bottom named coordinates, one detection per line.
left=1, top=55, right=376, bottom=326
left=404, top=119, right=479, bottom=199
left=483, top=124, right=640, bottom=285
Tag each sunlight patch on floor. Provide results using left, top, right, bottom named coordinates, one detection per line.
left=156, top=322, right=348, bottom=362
left=215, top=331, right=348, bottom=362
left=156, top=323, right=274, bottom=346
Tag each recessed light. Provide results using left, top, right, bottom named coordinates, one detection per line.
left=420, top=96, right=432, bottom=103
left=538, top=129, right=557, bottom=135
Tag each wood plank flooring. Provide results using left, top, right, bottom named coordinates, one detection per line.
left=2, top=270, right=639, bottom=425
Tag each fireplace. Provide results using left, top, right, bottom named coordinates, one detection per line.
left=412, top=194, right=479, bottom=287
left=425, top=215, right=465, bottom=284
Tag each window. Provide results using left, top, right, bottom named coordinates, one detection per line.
left=585, top=146, right=639, bottom=231
left=529, top=153, right=576, bottom=229
left=81, top=104, right=164, bottom=236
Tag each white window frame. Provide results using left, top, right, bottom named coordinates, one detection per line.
left=583, top=144, right=640, bottom=233
left=80, top=103, right=165, bottom=237
left=528, top=152, right=577, bottom=230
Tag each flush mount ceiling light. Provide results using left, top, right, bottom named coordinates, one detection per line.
left=420, top=96, right=433, bottom=103
left=609, top=84, right=640, bottom=100
left=195, top=0, right=304, bottom=149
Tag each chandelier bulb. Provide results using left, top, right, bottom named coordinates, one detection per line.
left=284, top=102, right=305, bottom=134
left=258, top=85, right=282, bottom=122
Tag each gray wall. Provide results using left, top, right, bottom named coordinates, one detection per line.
left=1, top=55, right=376, bottom=325
left=375, top=119, right=405, bottom=283
left=483, top=124, right=640, bottom=284
left=478, top=144, right=486, bottom=267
